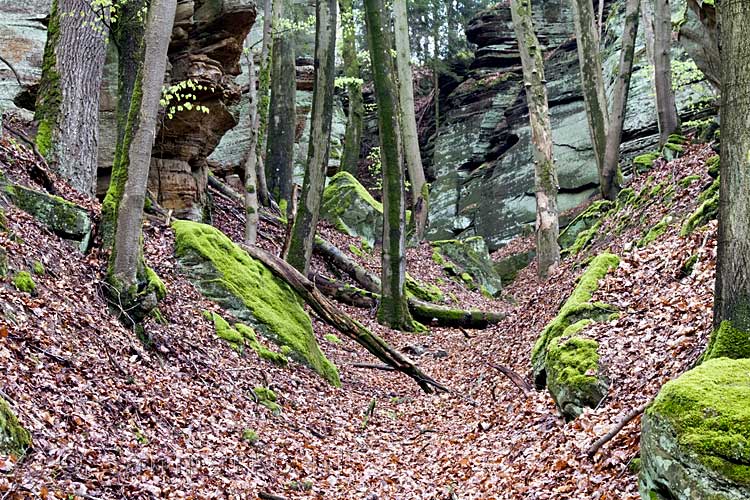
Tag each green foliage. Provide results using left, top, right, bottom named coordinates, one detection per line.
left=324, top=333, right=342, bottom=344
left=160, top=80, right=211, bottom=120
left=242, top=429, right=259, bottom=444
left=366, top=147, right=382, bottom=191
left=0, top=396, right=32, bottom=459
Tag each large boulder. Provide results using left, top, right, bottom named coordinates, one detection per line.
left=321, top=171, right=383, bottom=247
left=640, top=358, right=750, bottom=500
left=431, top=237, right=503, bottom=297
left=0, top=396, right=32, bottom=461
left=172, top=220, right=340, bottom=385
left=428, top=0, right=717, bottom=249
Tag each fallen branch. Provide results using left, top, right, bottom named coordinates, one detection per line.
left=486, top=361, right=533, bottom=396
left=314, top=236, right=381, bottom=293
left=352, top=363, right=395, bottom=371
left=258, top=492, right=288, bottom=500
left=241, top=244, right=447, bottom=393
left=310, top=274, right=378, bottom=308
left=586, top=402, right=650, bottom=458
left=0, top=53, right=24, bottom=88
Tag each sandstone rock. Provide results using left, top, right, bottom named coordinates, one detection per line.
left=493, top=250, right=535, bottom=285
left=640, top=358, right=750, bottom=500
left=321, top=171, right=383, bottom=247
left=431, top=237, right=503, bottom=297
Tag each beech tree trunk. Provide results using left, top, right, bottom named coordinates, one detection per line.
left=570, top=0, right=610, bottom=195
left=511, top=0, right=560, bottom=278
left=255, top=0, right=274, bottom=208
left=653, top=0, right=680, bottom=145
left=107, top=0, right=176, bottom=315
left=393, top=0, right=428, bottom=241
left=602, top=0, right=640, bottom=201
left=364, top=0, right=414, bottom=331
left=338, top=0, right=364, bottom=177
left=243, top=45, right=260, bottom=246
left=35, top=0, right=108, bottom=196
left=714, top=0, right=750, bottom=332
left=266, top=0, right=296, bottom=207
left=287, top=0, right=337, bottom=274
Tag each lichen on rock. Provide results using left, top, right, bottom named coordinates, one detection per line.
left=173, top=221, right=339, bottom=385
left=640, top=358, right=750, bottom=499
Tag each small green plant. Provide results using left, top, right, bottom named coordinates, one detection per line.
left=32, top=261, right=45, bottom=275
left=160, top=80, right=212, bottom=120
left=366, top=147, right=382, bottom=191
left=242, top=429, right=259, bottom=444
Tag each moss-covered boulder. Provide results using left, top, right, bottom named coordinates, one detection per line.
left=321, top=171, right=383, bottom=247
left=173, top=221, right=339, bottom=385
left=431, top=237, right=503, bottom=297
left=640, top=358, right=750, bottom=500
left=681, top=176, right=719, bottom=236
left=3, top=184, right=91, bottom=251
left=559, top=200, right=613, bottom=250
left=493, top=250, right=535, bottom=285
left=0, top=397, right=32, bottom=460
left=206, top=311, right=288, bottom=365
left=703, top=321, right=750, bottom=362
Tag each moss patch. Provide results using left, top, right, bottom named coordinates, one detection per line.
left=559, top=200, right=613, bottom=250
left=253, top=386, right=281, bottom=415
left=638, top=215, right=672, bottom=247
left=647, top=358, right=750, bottom=485
left=13, top=271, right=36, bottom=294
left=632, top=150, right=660, bottom=173
left=405, top=274, right=444, bottom=303
left=680, top=184, right=718, bottom=237
left=0, top=396, right=32, bottom=459
left=173, top=221, right=338, bottom=384
left=703, top=320, right=750, bottom=361
left=706, top=155, right=720, bottom=178
left=32, top=261, right=45, bottom=275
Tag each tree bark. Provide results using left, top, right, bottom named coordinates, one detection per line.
left=287, top=0, right=337, bottom=274
left=35, top=0, right=108, bottom=196
left=255, top=0, right=274, bottom=208
left=243, top=45, right=260, bottom=246
left=602, top=0, right=640, bottom=201
left=364, top=0, right=414, bottom=331
left=653, top=0, right=680, bottom=145
left=714, top=0, right=750, bottom=332
left=393, top=0, right=428, bottom=241
left=266, top=0, right=297, bottom=206
left=242, top=244, right=445, bottom=393
left=570, top=0, right=610, bottom=195
left=511, top=0, right=560, bottom=278
left=338, top=0, right=364, bottom=177
left=108, top=0, right=176, bottom=314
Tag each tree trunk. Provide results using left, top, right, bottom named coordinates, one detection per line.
left=393, top=0, right=428, bottom=241
left=602, top=0, right=640, bottom=201
left=570, top=0, right=610, bottom=194
left=338, top=0, right=364, bottom=177
left=35, top=0, right=108, bottom=196
left=107, top=0, right=176, bottom=317
left=714, top=0, right=750, bottom=332
left=242, top=244, right=445, bottom=393
left=653, top=0, right=680, bottom=145
left=286, top=0, right=337, bottom=274
left=266, top=0, right=296, bottom=206
left=511, top=0, right=560, bottom=278
left=243, top=46, right=260, bottom=246
left=364, top=0, right=414, bottom=331
left=255, top=0, right=274, bottom=208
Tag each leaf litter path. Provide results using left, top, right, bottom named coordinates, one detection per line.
left=0, top=143, right=715, bottom=499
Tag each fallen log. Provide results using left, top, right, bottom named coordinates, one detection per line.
left=310, top=274, right=378, bottom=309
left=241, top=244, right=447, bottom=394
left=314, top=236, right=381, bottom=292
left=486, top=361, right=533, bottom=396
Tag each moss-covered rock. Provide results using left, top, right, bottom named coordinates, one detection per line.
left=680, top=179, right=719, bottom=236
left=639, top=215, right=673, bottom=247
left=531, top=253, right=619, bottom=402
left=321, top=171, right=383, bottom=247
left=0, top=245, right=7, bottom=279
left=3, top=184, right=91, bottom=251
left=13, top=271, right=36, bottom=294
left=632, top=150, right=661, bottom=173
left=253, top=386, right=281, bottom=415
left=662, top=134, right=688, bottom=161
left=559, top=200, right=613, bottom=250
left=431, top=237, right=503, bottom=297
left=32, top=261, right=45, bottom=275
left=703, top=321, right=750, bottom=362
left=405, top=274, right=444, bottom=303
left=493, top=250, right=535, bottom=285
left=173, top=221, right=338, bottom=385
left=640, top=358, right=750, bottom=499
left=0, top=396, right=32, bottom=460
left=707, top=155, right=720, bottom=178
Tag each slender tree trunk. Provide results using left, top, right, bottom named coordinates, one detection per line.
left=653, top=0, right=680, bottom=145
left=266, top=0, right=296, bottom=207
left=511, top=0, right=560, bottom=278
left=35, top=0, right=108, bottom=196
left=286, top=0, right=337, bottom=274
left=107, top=0, right=176, bottom=315
left=255, top=0, right=274, bottom=207
left=602, top=0, right=640, bottom=200
left=243, top=46, right=260, bottom=246
left=640, top=0, right=656, bottom=63
left=570, top=0, right=610, bottom=194
left=714, top=0, right=750, bottom=332
left=338, top=0, right=364, bottom=177
left=364, top=0, right=414, bottom=331
left=393, top=0, right=428, bottom=241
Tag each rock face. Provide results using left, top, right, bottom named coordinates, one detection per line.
left=428, top=0, right=716, bottom=250
left=640, top=358, right=750, bottom=500
left=146, top=0, right=257, bottom=220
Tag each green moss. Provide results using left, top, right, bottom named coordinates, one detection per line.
left=405, top=274, right=444, bottom=303
left=632, top=151, right=660, bottom=173
left=145, top=266, right=167, bottom=300
left=562, top=220, right=601, bottom=256
left=706, top=155, right=720, bottom=178
left=460, top=272, right=473, bottom=283
left=647, top=358, right=750, bottom=485
left=253, top=386, right=281, bottom=415
left=13, top=271, right=36, bottom=294
left=173, top=221, right=337, bottom=384
left=493, top=250, right=535, bottom=284
left=698, top=176, right=720, bottom=204
left=0, top=397, right=32, bottom=459
left=242, top=429, right=259, bottom=444
left=638, top=215, right=672, bottom=247
left=559, top=200, right=613, bottom=250
left=410, top=320, right=428, bottom=333
left=348, top=244, right=364, bottom=258
left=678, top=175, right=701, bottom=188
left=34, top=0, right=61, bottom=160
left=32, top=261, right=45, bottom=275
left=680, top=254, right=698, bottom=277
left=0, top=207, right=7, bottom=232
left=0, top=247, right=7, bottom=278
left=324, top=333, right=342, bottom=344
left=235, top=323, right=288, bottom=366
left=680, top=191, right=718, bottom=236
left=703, top=320, right=750, bottom=361
left=547, top=336, right=601, bottom=391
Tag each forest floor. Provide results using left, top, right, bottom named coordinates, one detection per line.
left=0, top=140, right=717, bottom=499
